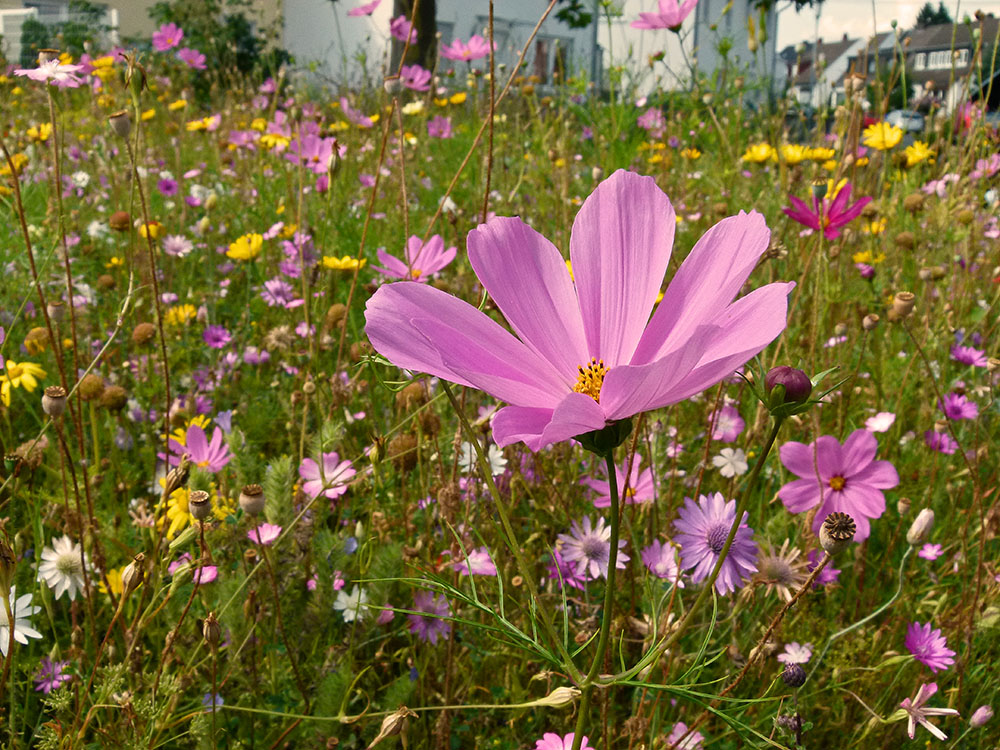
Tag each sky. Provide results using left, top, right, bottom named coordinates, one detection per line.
left=776, top=1, right=1000, bottom=49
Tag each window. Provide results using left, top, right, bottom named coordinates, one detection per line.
left=914, top=52, right=926, bottom=70
left=925, top=49, right=968, bottom=69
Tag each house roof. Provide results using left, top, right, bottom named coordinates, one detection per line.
left=904, top=14, right=1000, bottom=53
left=789, top=36, right=858, bottom=85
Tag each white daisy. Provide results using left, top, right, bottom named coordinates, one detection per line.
left=458, top=441, right=507, bottom=476
left=0, top=586, right=43, bottom=656
left=865, top=411, right=896, bottom=433
left=334, top=585, right=369, bottom=623
left=37, top=535, right=88, bottom=601
left=712, top=447, right=748, bottom=478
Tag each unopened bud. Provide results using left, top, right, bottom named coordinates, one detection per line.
left=163, top=455, right=191, bottom=497
left=897, top=496, right=911, bottom=515
left=532, top=686, right=581, bottom=707
left=811, top=180, right=828, bottom=201
left=108, top=110, right=132, bottom=138
left=368, top=706, right=417, bottom=747
left=970, top=705, right=994, bottom=728
left=906, top=508, right=934, bottom=545
left=591, top=166, right=604, bottom=181
left=820, top=512, right=856, bottom=554
left=121, top=553, right=145, bottom=597
left=203, top=611, right=222, bottom=647
left=189, top=490, right=212, bottom=521
left=862, top=313, right=880, bottom=331
left=41, top=386, right=68, bottom=418
left=986, top=357, right=1000, bottom=373
left=0, top=537, right=16, bottom=597
left=47, top=300, right=65, bottom=322
left=238, top=484, right=266, bottom=516
left=765, top=366, right=813, bottom=405
left=782, top=663, right=807, bottom=688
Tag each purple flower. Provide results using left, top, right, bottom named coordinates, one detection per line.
left=169, top=424, right=232, bottom=473
left=665, top=721, right=704, bottom=749
left=339, top=97, right=374, bottom=128
left=544, top=548, right=587, bottom=590
left=777, top=642, right=812, bottom=664
left=298, top=452, right=356, bottom=500
left=939, top=392, right=978, bottom=420
left=807, top=548, right=840, bottom=587
left=451, top=546, right=497, bottom=576
left=535, top=733, right=594, bottom=750
left=898, top=683, right=959, bottom=740
left=951, top=344, right=988, bottom=367
left=631, top=0, right=698, bottom=30
left=427, top=115, right=453, bottom=139
left=162, top=235, right=193, bottom=257
left=389, top=15, right=417, bottom=43
left=286, top=134, right=339, bottom=175
left=152, top=22, right=184, bottom=52
left=193, top=566, right=218, bottom=584
left=581, top=452, right=654, bottom=507
left=365, top=170, right=792, bottom=451
left=557, top=516, right=629, bottom=581
left=176, top=47, right=207, bottom=70
left=400, top=64, right=431, bottom=92
left=782, top=182, right=872, bottom=239
left=637, top=107, right=666, bottom=137
left=247, top=523, right=282, bottom=545
left=711, top=403, right=744, bottom=442
left=372, top=234, right=457, bottom=283
left=202, top=692, right=224, bottom=712
left=348, top=0, right=382, bottom=15
left=157, top=177, right=179, bottom=196
left=777, top=429, right=899, bottom=542
left=34, top=657, right=72, bottom=693
left=14, top=60, right=84, bottom=88
left=905, top=622, right=956, bottom=673
left=673, top=493, right=757, bottom=594
left=440, top=35, right=494, bottom=61
left=924, top=430, right=958, bottom=454
left=261, top=277, right=303, bottom=308
left=918, top=543, right=944, bottom=560
left=641, top=540, right=684, bottom=585
left=203, top=325, right=231, bottom=349
left=407, top=590, right=451, bottom=644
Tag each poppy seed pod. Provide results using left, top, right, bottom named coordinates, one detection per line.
left=164, top=455, right=191, bottom=497
left=41, top=385, right=68, bottom=417
left=100, top=385, right=128, bottom=412
left=46, top=300, right=65, bottom=323
left=238, top=484, right=266, bottom=516
left=862, top=313, right=880, bottom=331
left=819, top=512, right=856, bottom=554
left=906, top=508, right=934, bottom=545
left=109, top=211, right=131, bottom=232
left=189, top=490, right=213, bottom=521
left=108, top=110, right=132, bottom=138
left=887, top=291, right=915, bottom=322
left=37, top=49, right=61, bottom=64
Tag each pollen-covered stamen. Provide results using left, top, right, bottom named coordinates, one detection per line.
left=573, top=358, right=608, bottom=402
left=409, top=268, right=423, bottom=279
left=829, top=475, right=846, bottom=491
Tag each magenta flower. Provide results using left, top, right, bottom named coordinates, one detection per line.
left=905, top=622, right=956, bottom=673
left=581, top=452, right=654, bottom=507
left=372, top=234, right=457, bottom=283
left=782, top=182, right=872, bottom=239
left=898, top=683, right=959, bottom=740
left=918, top=543, right=943, bottom=560
left=451, top=546, right=497, bottom=576
left=365, top=170, right=793, bottom=451
left=807, top=548, right=840, bottom=587
left=427, top=115, right=453, bottom=139
left=637, top=107, right=666, bottom=137
left=177, top=48, right=207, bottom=70
left=950, top=344, right=988, bottom=367
left=407, top=590, right=451, bottom=644
left=298, top=452, right=356, bottom=500
left=631, top=0, right=698, bottom=30
left=440, top=34, right=494, bottom=61
left=14, top=60, right=84, bottom=88
left=169, top=424, right=232, bottom=473
left=152, top=22, right=184, bottom=51
left=939, top=392, right=978, bottom=420
left=34, top=657, right=72, bottom=693
left=247, top=523, right=282, bottom=545
left=389, top=15, right=417, bottom=43
left=203, top=325, right=231, bottom=349
left=400, top=64, right=431, bottom=92
left=641, top=540, right=684, bottom=585
left=924, top=429, right=958, bottom=454
left=544, top=548, right=588, bottom=590
left=339, top=97, right=374, bottom=128
left=674, top=493, right=757, bottom=594
left=192, top=566, right=218, bottom=584
left=557, top=516, right=629, bottom=581
left=286, top=134, right=339, bottom=174
left=777, top=429, right=898, bottom=542
left=666, top=721, right=704, bottom=748
left=711, top=403, right=745, bottom=442
left=535, top=732, right=594, bottom=750
left=347, top=0, right=382, bottom=15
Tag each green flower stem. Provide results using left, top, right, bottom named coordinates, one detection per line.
left=440, top=383, right=582, bottom=683
left=571, top=448, right=621, bottom=750
left=808, top=545, right=913, bottom=682
left=601, top=416, right=785, bottom=686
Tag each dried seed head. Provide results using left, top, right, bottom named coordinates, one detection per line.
left=387, top=432, right=418, bottom=471
left=368, top=706, right=417, bottom=747
left=887, top=291, right=915, bottom=322
left=238, top=484, right=266, bottom=516
left=986, top=357, right=1000, bottom=373
left=189, top=490, right=212, bottom=521
left=164, top=455, right=191, bottom=497
left=862, top=313, right=880, bottom=331
left=324, top=303, right=348, bottom=330
left=97, top=274, right=116, bottom=290
left=0, top=537, right=16, bottom=598
left=203, top=611, right=222, bottom=647
left=121, top=553, right=145, bottom=598
left=897, top=496, right=911, bottom=515
left=37, top=49, right=61, bottom=64
left=46, top=300, right=65, bottom=322
left=906, top=508, right=935, bottom=545
left=819, top=512, right=856, bottom=554
left=956, top=208, right=976, bottom=225
left=108, top=110, right=132, bottom=138
left=41, top=385, right=68, bottom=418
left=918, top=265, right=947, bottom=281
left=78, top=374, right=105, bottom=401
left=131, top=322, right=156, bottom=346
left=782, top=663, right=807, bottom=688
left=894, top=231, right=915, bottom=250
left=396, top=381, right=427, bottom=411
left=100, top=385, right=128, bottom=412
left=109, top=210, right=132, bottom=232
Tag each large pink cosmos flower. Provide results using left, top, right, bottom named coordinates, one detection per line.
left=777, top=429, right=899, bottom=542
left=347, top=0, right=382, bottom=16
left=168, top=424, right=232, bottom=473
left=372, top=234, right=457, bottom=283
left=14, top=60, right=84, bottom=88
left=782, top=182, right=871, bottom=239
left=440, top=35, right=495, bottom=61
left=152, top=22, right=184, bottom=52
left=631, top=0, right=698, bottom=30
left=366, top=170, right=792, bottom=451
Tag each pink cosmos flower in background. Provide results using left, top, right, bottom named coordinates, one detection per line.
left=389, top=15, right=417, bottom=43
left=299, top=452, right=356, bottom=500
left=247, top=523, right=282, bottom=545
left=439, top=34, right=495, bottom=61
left=372, top=234, right=457, bottom=283
left=169, top=424, right=232, bottom=473
left=924, top=429, right=958, bottom=454
left=897, top=683, right=959, bottom=740
left=451, top=546, right=497, bottom=576
left=777, top=642, right=812, bottom=664
left=152, top=22, right=184, bottom=51
left=782, top=182, right=872, bottom=239
left=581, top=452, right=654, bottom=507
left=365, top=170, right=793, bottom=451
left=939, top=392, right=978, bottom=420
left=347, top=0, right=382, bottom=15
left=674, top=493, right=757, bottom=594
left=14, top=60, right=84, bottom=88
left=340, top=97, right=374, bottom=128
left=192, top=566, right=218, bottom=584
left=865, top=411, right=895, bottom=432
left=921, top=173, right=960, bottom=197
left=177, top=48, right=207, bottom=70
left=970, top=153, right=1000, bottom=180
left=400, top=64, right=432, bottom=92
left=637, top=107, right=666, bottom=137
left=711, top=403, right=744, bottom=442
left=666, top=721, right=704, bottom=748
left=535, top=732, right=594, bottom=750
left=905, top=621, right=956, bottom=673
left=631, top=0, right=698, bottom=30
left=777, top=429, right=898, bottom=542
left=427, top=115, right=453, bottom=138
left=918, top=543, right=943, bottom=560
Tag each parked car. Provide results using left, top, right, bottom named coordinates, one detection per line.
left=886, top=109, right=926, bottom=132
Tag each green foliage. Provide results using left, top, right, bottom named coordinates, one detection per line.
left=915, top=2, right=953, bottom=29
left=19, top=18, right=50, bottom=68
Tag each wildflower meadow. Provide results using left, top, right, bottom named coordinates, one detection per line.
left=0, top=1, right=998, bottom=748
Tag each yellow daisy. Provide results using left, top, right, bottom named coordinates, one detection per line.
left=227, top=233, right=263, bottom=261
left=0, top=360, right=46, bottom=406
left=862, top=122, right=903, bottom=151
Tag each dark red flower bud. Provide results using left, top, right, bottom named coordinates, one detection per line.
left=765, top=366, right=813, bottom=404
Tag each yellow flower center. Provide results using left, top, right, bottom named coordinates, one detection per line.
left=410, top=268, right=423, bottom=279
left=829, top=476, right=846, bottom=491
left=573, top=358, right=607, bottom=402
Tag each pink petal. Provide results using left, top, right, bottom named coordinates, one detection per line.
left=570, top=170, right=675, bottom=366
left=634, top=210, right=770, bottom=363
left=778, top=478, right=822, bottom=512
left=468, top=216, right=588, bottom=382
left=491, top=406, right=553, bottom=448
left=840, top=429, right=877, bottom=477
left=187, top=425, right=208, bottom=457
left=780, top=440, right=820, bottom=478
left=851, top=459, right=899, bottom=489
left=536, top=392, right=609, bottom=448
